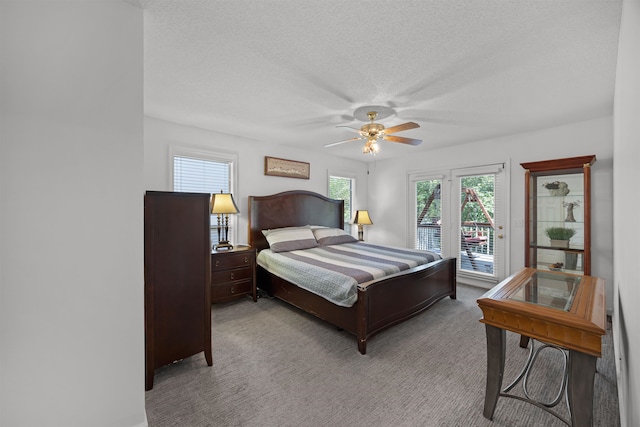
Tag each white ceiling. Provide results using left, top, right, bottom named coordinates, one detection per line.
left=140, top=0, right=622, bottom=162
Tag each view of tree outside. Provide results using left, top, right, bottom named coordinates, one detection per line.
left=415, top=179, right=442, bottom=252
left=460, top=175, right=495, bottom=224
left=415, top=175, right=495, bottom=256
left=460, top=174, right=495, bottom=273
left=329, top=176, right=353, bottom=230
left=416, top=180, right=442, bottom=224
left=414, top=172, right=498, bottom=276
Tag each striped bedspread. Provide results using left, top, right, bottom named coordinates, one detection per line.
left=257, top=242, right=441, bottom=307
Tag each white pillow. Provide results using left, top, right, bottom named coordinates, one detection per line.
left=312, top=227, right=358, bottom=246
left=262, top=226, right=318, bottom=253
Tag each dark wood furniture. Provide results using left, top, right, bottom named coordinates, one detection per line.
left=521, top=155, right=596, bottom=275
left=211, top=245, right=257, bottom=303
left=477, top=268, right=606, bottom=426
left=144, top=191, right=212, bottom=391
left=248, top=190, right=457, bottom=355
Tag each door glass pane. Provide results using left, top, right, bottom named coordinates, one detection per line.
left=460, top=175, right=495, bottom=275
left=415, top=179, right=442, bottom=253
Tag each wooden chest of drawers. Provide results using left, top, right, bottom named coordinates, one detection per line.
left=211, top=246, right=257, bottom=303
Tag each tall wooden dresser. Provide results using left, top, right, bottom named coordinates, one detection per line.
left=144, top=191, right=212, bottom=390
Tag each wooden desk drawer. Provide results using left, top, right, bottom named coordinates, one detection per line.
left=211, top=266, right=253, bottom=284
left=211, top=252, right=253, bottom=270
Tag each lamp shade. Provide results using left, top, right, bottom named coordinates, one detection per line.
left=353, top=210, right=373, bottom=225
left=211, top=192, right=239, bottom=215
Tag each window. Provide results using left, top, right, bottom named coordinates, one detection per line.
left=171, top=147, right=237, bottom=246
left=328, top=174, right=355, bottom=232
left=414, top=177, right=443, bottom=253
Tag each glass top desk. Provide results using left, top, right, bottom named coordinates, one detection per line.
left=477, top=268, right=606, bottom=426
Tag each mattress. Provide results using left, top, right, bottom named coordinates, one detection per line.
left=257, top=242, right=441, bottom=307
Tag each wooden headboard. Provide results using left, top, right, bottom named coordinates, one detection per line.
left=248, top=190, right=344, bottom=252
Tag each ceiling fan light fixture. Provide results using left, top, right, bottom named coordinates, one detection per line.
left=362, top=122, right=384, bottom=137
left=362, top=139, right=379, bottom=155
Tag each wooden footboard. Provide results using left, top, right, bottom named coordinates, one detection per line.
left=257, top=256, right=456, bottom=354
left=356, top=257, right=456, bottom=354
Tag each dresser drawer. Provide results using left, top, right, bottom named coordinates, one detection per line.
left=211, top=252, right=253, bottom=270
left=211, top=280, right=252, bottom=300
left=211, top=266, right=253, bottom=284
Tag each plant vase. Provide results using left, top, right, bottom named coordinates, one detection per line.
left=545, top=227, right=576, bottom=248
left=550, top=239, right=570, bottom=248
left=565, top=252, right=579, bottom=270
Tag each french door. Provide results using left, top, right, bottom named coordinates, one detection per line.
left=410, top=163, right=508, bottom=286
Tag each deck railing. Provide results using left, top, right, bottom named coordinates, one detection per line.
left=416, top=222, right=495, bottom=256
left=416, top=223, right=442, bottom=253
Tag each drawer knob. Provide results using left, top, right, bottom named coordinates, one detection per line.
left=215, top=260, right=220, bottom=267
left=244, top=256, right=248, bottom=263
left=230, top=273, right=235, bottom=280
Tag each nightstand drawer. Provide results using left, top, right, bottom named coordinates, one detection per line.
left=211, top=266, right=253, bottom=284
left=211, top=252, right=253, bottom=270
left=211, top=280, right=252, bottom=300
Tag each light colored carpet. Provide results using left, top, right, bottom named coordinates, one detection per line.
left=145, top=284, right=620, bottom=427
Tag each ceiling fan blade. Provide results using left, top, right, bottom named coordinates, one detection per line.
left=383, top=135, right=422, bottom=146
left=383, top=122, right=419, bottom=135
left=323, top=137, right=362, bottom=148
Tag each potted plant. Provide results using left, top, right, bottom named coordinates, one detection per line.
left=545, top=227, right=577, bottom=248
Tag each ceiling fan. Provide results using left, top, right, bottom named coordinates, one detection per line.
left=324, top=110, right=421, bottom=155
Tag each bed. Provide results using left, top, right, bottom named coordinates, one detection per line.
left=248, top=190, right=457, bottom=354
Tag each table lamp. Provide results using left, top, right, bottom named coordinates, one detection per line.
left=211, top=191, right=239, bottom=250
left=353, top=210, right=373, bottom=241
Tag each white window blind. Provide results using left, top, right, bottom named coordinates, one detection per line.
left=173, top=156, right=230, bottom=194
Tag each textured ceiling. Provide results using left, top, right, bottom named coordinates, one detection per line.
left=141, top=0, right=622, bottom=162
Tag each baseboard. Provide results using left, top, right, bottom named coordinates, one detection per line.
left=456, top=273, right=495, bottom=290
left=132, top=415, right=148, bottom=427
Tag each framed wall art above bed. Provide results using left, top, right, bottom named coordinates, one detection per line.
left=264, top=156, right=310, bottom=179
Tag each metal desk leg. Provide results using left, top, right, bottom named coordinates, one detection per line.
left=483, top=324, right=506, bottom=419
left=567, top=350, right=597, bottom=427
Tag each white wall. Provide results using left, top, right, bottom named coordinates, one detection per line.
left=144, top=117, right=369, bottom=242
left=0, top=2, right=146, bottom=426
left=613, top=0, right=640, bottom=425
left=367, top=117, right=614, bottom=305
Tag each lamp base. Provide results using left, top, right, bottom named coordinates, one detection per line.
left=357, top=225, right=364, bottom=241
left=213, top=241, right=234, bottom=251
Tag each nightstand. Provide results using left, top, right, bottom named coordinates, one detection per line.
left=211, top=245, right=257, bottom=303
